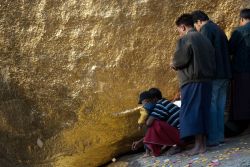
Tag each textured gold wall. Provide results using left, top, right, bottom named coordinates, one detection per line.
left=0, top=0, right=249, bottom=166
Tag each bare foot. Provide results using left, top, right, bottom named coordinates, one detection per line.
left=199, top=145, right=206, bottom=154
left=186, top=134, right=207, bottom=156
left=142, top=149, right=152, bottom=158
left=142, top=153, right=151, bottom=158
left=186, top=146, right=200, bottom=156
left=161, top=145, right=168, bottom=151
left=167, top=146, right=182, bottom=155
left=161, top=145, right=171, bottom=154
left=187, top=145, right=206, bottom=156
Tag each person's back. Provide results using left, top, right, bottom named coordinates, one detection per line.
left=229, top=8, right=250, bottom=122
left=191, top=10, right=232, bottom=146
left=201, top=21, right=232, bottom=78
left=173, top=30, right=215, bottom=87
left=230, top=22, right=250, bottom=73
left=151, top=98, right=180, bottom=129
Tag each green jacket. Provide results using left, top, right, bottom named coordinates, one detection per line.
left=172, top=29, right=216, bottom=87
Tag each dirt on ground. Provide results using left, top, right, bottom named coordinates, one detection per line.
left=108, top=129, right=250, bottom=167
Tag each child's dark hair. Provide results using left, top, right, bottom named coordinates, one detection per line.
left=240, top=8, right=250, bottom=20
left=148, top=88, right=162, bottom=99
left=175, top=14, right=194, bottom=27
left=191, top=10, right=209, bottom=23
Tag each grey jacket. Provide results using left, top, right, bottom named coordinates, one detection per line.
left=172, top=29, right=216, bottom=87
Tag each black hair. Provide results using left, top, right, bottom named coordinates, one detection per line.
left=191, top=10, right=209, bottom=23
left=138, top=91, right=152, bottom=104
left=148, top=88, right=162, bottom=99
left=240, top=8, right=250, bottom=20
left=175, top=14, right=194, bottom=27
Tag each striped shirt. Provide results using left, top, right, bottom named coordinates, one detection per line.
left=150, top=98, right=180, bottom=129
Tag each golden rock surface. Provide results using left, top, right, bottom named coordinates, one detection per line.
left=0, top=0, right=249, bottom=166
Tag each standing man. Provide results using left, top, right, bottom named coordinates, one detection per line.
left=229, top=8, right=250, bottom=123
left=171, top=14, right=215, bottom=155
left=191, top=10, right=232, bottom=146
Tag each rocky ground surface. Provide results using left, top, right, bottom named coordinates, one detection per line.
left=108, top=128, right=250, bottom=167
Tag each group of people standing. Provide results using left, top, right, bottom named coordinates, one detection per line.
left=132, top=8, right=250, bottom=157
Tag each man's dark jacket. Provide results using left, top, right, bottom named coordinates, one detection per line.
left=229, top=22, right=250, bottom=73
left=172, top=29, right=216, bottom=87
left=201, top=20, right=232, bottom=79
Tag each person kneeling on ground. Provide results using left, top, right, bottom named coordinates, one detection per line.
left=132, top=88, right=183, bottom=157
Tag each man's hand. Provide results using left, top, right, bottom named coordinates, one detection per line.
left=131, top=139, right=143, bottom=151
left=170, top=63, right=176, bottom=70
left=138, top=124, right=144, bottom=130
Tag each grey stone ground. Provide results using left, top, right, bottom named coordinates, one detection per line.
left=109, top=129, right=250, bottom=167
